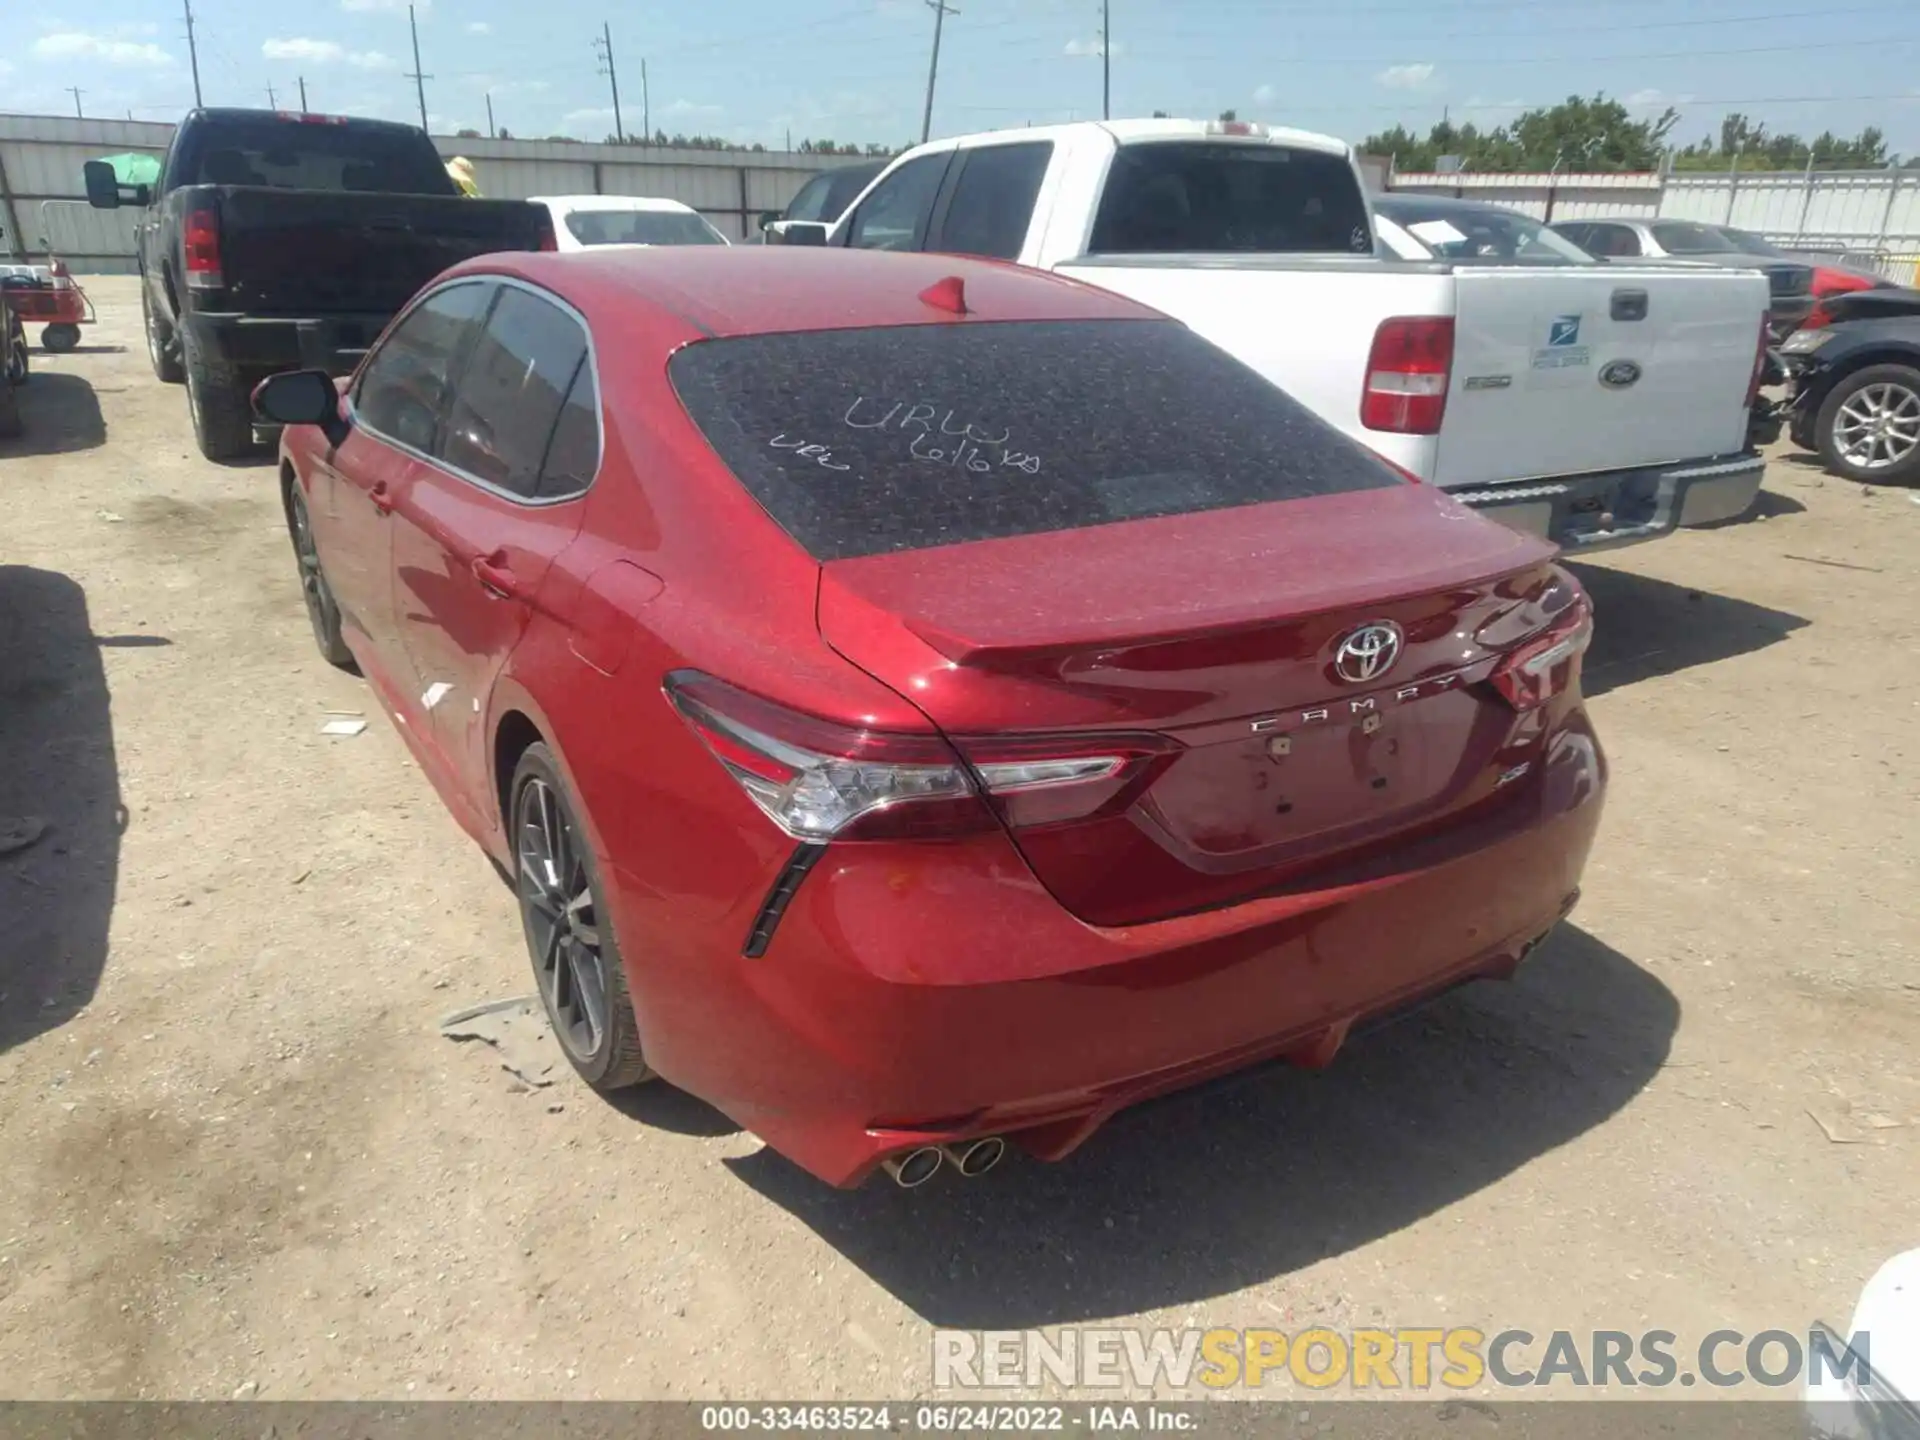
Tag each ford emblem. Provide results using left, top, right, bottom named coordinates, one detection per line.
left=1599, top=359, right=1643, bottom=389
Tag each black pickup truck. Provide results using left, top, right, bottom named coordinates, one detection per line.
left=85, top=108, right=553, bottom=459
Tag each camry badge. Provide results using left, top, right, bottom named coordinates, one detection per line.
left=1332, top=623, right=1403, bottom=685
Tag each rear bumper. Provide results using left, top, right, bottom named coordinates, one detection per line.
left=1445, top=451, right=1765, bottom=551
left=180, top=308, right=390, bottom=378
left=611, top=715, right=1607, bottom=1188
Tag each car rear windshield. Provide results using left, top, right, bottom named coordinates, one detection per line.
left=1089, top=141, right=1373, bottom=255
left=1375, top=198, right=1596, bottom=266
left=564, top=208, right=725, bottom=246
left=668, top=318, right=1401, bottom=562
left=184, top=119, right=453, bottom=193
left=1650, top=221, right=1739, bottom=256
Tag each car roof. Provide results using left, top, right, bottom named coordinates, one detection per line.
left=449, top=246, right=1162, bottom=339
left=529, top=194, right=700, bottom=214
left=910, top=117, right=1350, bottom=159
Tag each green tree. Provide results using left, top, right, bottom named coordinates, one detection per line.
left=1364, top=93, right=1678, bottom=172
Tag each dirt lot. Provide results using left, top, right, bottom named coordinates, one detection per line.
left=0, top=277, right=1914, bottom=1402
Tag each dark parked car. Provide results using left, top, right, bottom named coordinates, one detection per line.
left=255, top=246, right=1604, bottom=1190
left=758, top=158, right=886, bottom=243
left=1780, top=306, right=1920, bottom=483
left=85, top=107, right=553, bottom=460
left=1551, top=217, right=1815, bottom=338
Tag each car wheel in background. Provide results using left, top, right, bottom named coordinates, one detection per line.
left=182, top=331, right=257, bottom=462
left=283, top=482, right=356, bottom=669
left=142, top=289, right=185, bottom=384
left=510, top=742, right=653, bottom=1092
left=1817, top=363, right=1920, bottom=485
left=41, top=323, right=81, bottom=353
left=0, top=378, right=20, bottom=439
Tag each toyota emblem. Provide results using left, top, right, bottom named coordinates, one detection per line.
left=1333, top=622, right=1403, bottom=684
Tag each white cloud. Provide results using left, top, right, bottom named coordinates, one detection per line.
left=561, top=106, right=617, bottom=137
left=1063, top=36, right=1123, bottom=57
left=1375, top=62, right=1436, bottom=91
left=262, top=38, right=396, bottom=68
left=665, top=99, right=723, bottom=118
left=1253, top=83, right=1277, bottom=106
left=33, top=32, right=173, bottom=67
left=466, top=20, right=490, bottom=33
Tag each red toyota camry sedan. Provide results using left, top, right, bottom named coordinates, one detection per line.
left=255, top=246, right=1605, bottom=1189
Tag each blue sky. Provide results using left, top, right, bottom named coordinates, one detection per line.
left=6, top=0, right=1919, bottom=157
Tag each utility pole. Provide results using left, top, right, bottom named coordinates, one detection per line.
left=299, top=75, right=308, bottom=111
left=1100, top=0, right=1110, bottom=121
left=485, top=91, right=497, bottom=138
left=920, top=0, right=958, bottom=144
left=593, top=24, right=624, bottom=143
left=68, top=88, right=85, bottom=119
left=640, top=58, right=650, bottom=145
left=406, top=3, right=431, bottom=131
left=183, top=0, right=203, bottom=108
left=266, top=83, right=278, bottom=108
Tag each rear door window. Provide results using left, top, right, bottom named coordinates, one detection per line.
left=440, top=286, right=590, bottom=499
left=845, top=153, right=951, bottom=251
left=1090, top=142, right=1373, bottom=254
left=669, top=319, right=1400, bottom=561
left=931, top=142, right=1052, bottom=261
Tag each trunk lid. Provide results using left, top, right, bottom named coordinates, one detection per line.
left=818, top=484, right=1560, bottom=926
left=1431, top=265, right=1766, bottom=489
left=205, top=187, right=548, bottom=318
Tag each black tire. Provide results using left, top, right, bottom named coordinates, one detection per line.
left=1816, top=363, right=1920, bottom=485
left=510, top=742, right=652, bottom=1092
left=182, top=330, right=258, bottom=461
left=142, top=289, right=185, bottom=384
left=41, top=323, right=80, bottom=353
left=4, top=330, right=26, bottom=388
left=284, top=481, right=356, bottom=669
left=0, top=379, right=20, bottom=440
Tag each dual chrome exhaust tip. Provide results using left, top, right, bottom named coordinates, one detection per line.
left=881, top=1136, right=1007, bottom=1188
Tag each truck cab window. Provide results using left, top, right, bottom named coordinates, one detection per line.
left=933, top=143, right=1052, bottom=262
left=846, top=154, right=950, bottom=251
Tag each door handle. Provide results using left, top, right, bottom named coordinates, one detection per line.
left=369, top=480, right=394, bottom=516
left=471, top=551, right=519, bottom=601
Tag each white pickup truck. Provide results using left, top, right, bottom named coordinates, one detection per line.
left=781, top=118, right=1770, bottom=552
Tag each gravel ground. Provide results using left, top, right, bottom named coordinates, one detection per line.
left=0, top=277, right=1914, bottom=1402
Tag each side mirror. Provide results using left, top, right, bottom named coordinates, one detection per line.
left=253, top=369, right=349, bottom=447
left=765, top=220, right=829, bottom=248
left=83, top=160, right=121, bottom=210
left=757, top=210, right=781, bottom=234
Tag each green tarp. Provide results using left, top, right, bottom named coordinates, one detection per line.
left=92, top=153, right=161, bottom=187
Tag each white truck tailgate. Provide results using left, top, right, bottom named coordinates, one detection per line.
left=1435, top=266, right=1766, bottom=489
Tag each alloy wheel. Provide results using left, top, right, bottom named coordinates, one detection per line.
left=1833, top=381, right=1920, bottom=471
left=515, top=776, right=609, bottom=1062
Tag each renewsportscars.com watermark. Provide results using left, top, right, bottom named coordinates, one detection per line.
left=933, top=1327, right=1873, bottom=1392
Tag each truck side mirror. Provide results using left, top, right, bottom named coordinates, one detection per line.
left=757, top=210, right=781, bottom=233
left=765, top=220, right=829, bottom=247
left=83, top=161, right=121, bottom=210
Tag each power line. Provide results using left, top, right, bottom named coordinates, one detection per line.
left=406, top=3, right=431, bottom=131
left=641, top=58, right=651, bottom=144
left=266, top=83, right=278, bottom=108
left=593, top=24, right=624, bottom=143
left=485, top=91, right=496, bottom=138
left=922, top=0, right=958, bottom=144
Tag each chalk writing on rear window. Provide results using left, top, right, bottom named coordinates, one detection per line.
left=767, top=433, right=852, bottom=471
left=843, top=396, right=1041, bottom=474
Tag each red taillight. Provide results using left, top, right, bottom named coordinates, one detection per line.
left=1811, top=266, right=1876, bottom=300
left=665, top=672, right=1176, bottom=841
left=1803, top=300, right=1833, bottom=331
left=1489, top=589, right=1593, bottom=712
left=1361, top=316, right=1453, bottom=435
left=183, top=207, right=222, bottom=289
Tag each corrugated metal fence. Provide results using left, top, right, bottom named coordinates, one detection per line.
left=1388, top=166, right=1920, bottom=284
left=0, top=113, right=870, bottom=272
